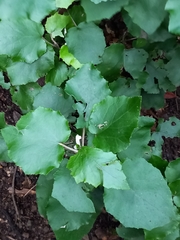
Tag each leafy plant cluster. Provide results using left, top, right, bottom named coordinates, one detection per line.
left=1, top=0, right=180, bottom=239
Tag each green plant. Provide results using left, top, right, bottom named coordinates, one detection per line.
left=1, top=0, right=180, bottom=239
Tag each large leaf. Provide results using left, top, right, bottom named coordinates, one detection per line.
left=165, top=0, right=180, bottom=34
left=104, top=158, right=176, bottom=230
left=67, top=147, right=129, bottom=189
left=33, top=83, right=74, bottom=119
left=7, top=46, right=54, bottom=85
left=97, top=43, right=124, bottom=81
left=0, top=0, right=56, bottom=22
left=65, top=22, right=106, bottom=64
left=88, top=96, right=141, bottom=153
left=65, top=64, right=111, bottom=118
left=1, top=107, right=70, bottom=174
left=81, top=0, right=128, bottom=22
left=0, top=19, right=46, bottom=63
left=52, top=167, right=95, bottom=213
left=124, top=0, right=167, bottom=35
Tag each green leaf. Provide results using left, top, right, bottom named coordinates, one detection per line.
left=118, top=116, right=155, bottom=161
left=65, top=22, right=106, bottom=64
left=68, top=5, right=86, bottom=25
left=97, top=43, right=124, bottom=81
left=47, top=197, right=94, bottom=232
left=89, top=96, right=141, bottom=153
left=60, top=45, right=82, bottom=69
left=124, top=0, right=167, bottom=35
left=56, top=0, right=74, bottom=9
left=166, top=47, right=180, bottom=87
left=0, top=72, right=10, bottom=90
left=116, top=226, right=144, bottom=240
left=52, top=167, right=95, bottom=213
left=0, top=19, right=46, bottom=63
left=110, top=78, right=141, bottom=97
left=123, top=48, right=148, bottom=79
left=165, top=0, right=180, bottom=34
left=46, top=59, right=68, bottom=86
left=11, top=83, right=41, bottom=113
left=81, top=0, right=128, bottom=22
left=0, top=0, right=56, bottom=22
left=169, top=180, right=180, bottom=207
left=104, top=158, right=176, bottom=230
left=45, top=13, right=70, bottom=38
left=36, top=173, right=54, bottom=218
left=141, top=90, right=165, bottom=110
left=151, top=117, right=180, bottom=158
left=7, top=46, right=54, bottom=86
left=65, top=64, right=111, bottom=118
left=0, top=112, right=6, bottom=129
left=0, top=55, right=9, bottom=71
left=0, top=134, right=11, bottom=162
left=1, top=107, right=71, bottom=174
left=165, top=158, right=180, bottom=183
left=144, top=220, right=180, bottom=240
left=33, top=83, right=74, bottom=119
left=148, top=155, right=168, bottom=176
left=67, top=146, right=129, bottom=189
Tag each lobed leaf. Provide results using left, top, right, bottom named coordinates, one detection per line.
left=67, top=146, right=129, bottom=189
left=1, top=107, right=70, bottom=174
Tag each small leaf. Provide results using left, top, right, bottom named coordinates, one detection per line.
left=52, top=167, right=95, bottom=213
left=89, top=96, right=141, bottom=153
left=11, top=83, right=41, bottom=113
left=65, top=22, right=106, bottom=64
left=65, top=64, right=111, bottom=118
left=7, top=46, right=54, bottom=85
left=165, top=158, right=180, bottom=183
left=124, top=48, right=148, bottom=79
left=97, top=43, right=124, bottom=81
left=46, top=58, right=68, bottom=86
left=56, top=0, right=74, bottom=9
left=0, top=19, right=46, bottom=63
left=33, top=83, right=74, bottom=119
left=165, top=0, right=180, bottom=34
left=67, top=146, right=129, bottom=189
left=104, top=158, right=176, bottom=230
left=116, top=226, right=144, bottom=240
left=145, top=220, right=180, bottom=240
left=1, top=107, right=71, bottom=174
left=124, top=0, right=167, bottom=35
left=45, top=13, right=70, bottom=38
left=118, top=116, right=155, bottom=161
left=81, top=0, right=128, bottom=22
left=0, top=112, right=6, bottom=129
left=47, top=197, right=95, bottom=232
left=60, top=45, right=82, bottom=69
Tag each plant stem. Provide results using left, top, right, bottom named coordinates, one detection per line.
left=82, top=128, right=85, bottom=147
left=44, top=38, right=59, bottom=49
left=67, top=10, right=77, bottom=27
left=59, top=143, right=78, bottom=153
